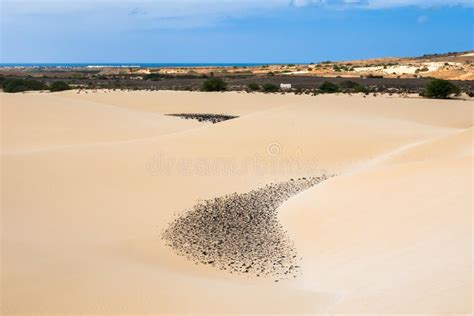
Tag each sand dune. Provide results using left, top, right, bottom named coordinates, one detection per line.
left=1, top=93, right=204, bottom=153
left=58, top=90, right=293, bottom=116
left=1, top=91, right=472, bottom=314
left=380, top=128, right=473, bottom=164
left=280, top=158, right=472, bottom=312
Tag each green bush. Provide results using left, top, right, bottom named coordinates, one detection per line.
left=2, top=79, right=47, bottom=93
left=143, top=73, right=164, bottom=81
left=261, top=83, right=279, bottom=93
left=355, top=85, right=369, bottom=93
left=339, top=80, right=360, bottom=89
left=366, top=74, right=384, bottom=79
left=201, top=77, right=227, bottom=91
left=319, top=81, right=339, bottom=93
left=415, top=67, right=430, bottom=74
left=246, top=83, right=260, bottom=91
left=49, top=81, right=71, bottom=92
left=422, top=79, right=461, bottom=99
left=144, top=73, right=209, bottom=80
left=339, top=80, right=368, bottom=93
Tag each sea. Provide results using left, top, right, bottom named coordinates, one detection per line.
left=0, top=63, right=300, bottom=68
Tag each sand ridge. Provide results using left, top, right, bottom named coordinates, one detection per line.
left=1, top=90, right=472, bottom=313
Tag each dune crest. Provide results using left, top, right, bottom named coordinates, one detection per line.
left=2, top=91, right=472, bottom=313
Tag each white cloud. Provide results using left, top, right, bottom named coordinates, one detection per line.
left=4, top=0, right=473, bottom=11
left=289, top=0, right=473, bottom=8
left=291, top=0, right=326, bottom=7
left=2, top=0, right=471, bottom=31
left=2, top=1, right=288, bottom=18
left=365, top=0, right=473, bottom=8
left=1, top=0, right=290, bottom=29
left=417, top=15, right=428, bottom=23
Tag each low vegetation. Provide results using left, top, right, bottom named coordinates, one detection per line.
left=201, top=77, right=227, bottom=92
left=333, top=65, right=342, bottom=72
left=415, top=66, right=430, bottom=73
left=49, top=81, right=71, bottom=92
left=365, top=74, right=384, bottom=79
left=2, top=79, right=47, bottom=93
left=333, top=65, right=353, bottom=72
left=421, top=79, right=461, bottom=99
left=143, top=73, right=163, bottom=81
left=246, top=83, right=260, bottom=91
left=1, top=78, right=71, bottom=93
left=261, top=83, right=279, bottom=93
left=318, top=81, right=340, bottom=93
left=339, top=80, right=368, bottom=93
left=144, top=73, right=207, bottom=80
left=339, top=81, right=358, bottom=89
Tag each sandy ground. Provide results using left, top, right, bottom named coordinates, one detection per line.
left=1, top=90, right=473, bottom=314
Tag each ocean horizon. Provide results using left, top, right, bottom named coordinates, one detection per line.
left=0, top=62, right=309, bottom=68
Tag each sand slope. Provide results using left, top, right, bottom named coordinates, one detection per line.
left=280, top=157, right=472, bottom=312
left=1, top=93, right=204, bottom=153
left=1, top=91, right=472, bottom=314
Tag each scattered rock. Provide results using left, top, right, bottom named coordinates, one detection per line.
left=162, top=176, right=328, bottom=280
left=166, top=113, right=238, bottom=124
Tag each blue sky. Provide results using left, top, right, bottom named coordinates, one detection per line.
left=1, top=0, right=473, bottom=63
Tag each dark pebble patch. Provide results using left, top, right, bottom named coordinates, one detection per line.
left=166, top=113, right=238, bottom=124
left=162, top=176, right=328, bottom=280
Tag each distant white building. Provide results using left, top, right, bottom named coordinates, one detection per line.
left=280, top=83, right=292, bottom=90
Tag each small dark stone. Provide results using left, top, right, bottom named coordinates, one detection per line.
left=162, top=176, right=329, bottom=281
left=166, top=113, right=238, bottom=124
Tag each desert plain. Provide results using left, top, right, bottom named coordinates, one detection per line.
left=1, top=90, right=473, bottom=314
